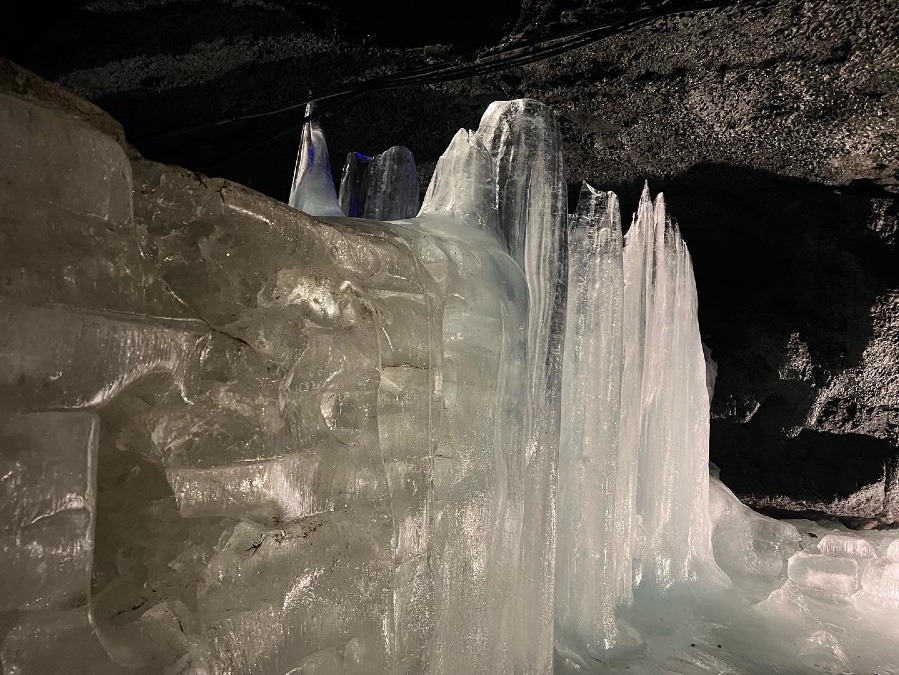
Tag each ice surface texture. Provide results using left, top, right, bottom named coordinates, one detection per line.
left=0, top=71, right=557, bottom=673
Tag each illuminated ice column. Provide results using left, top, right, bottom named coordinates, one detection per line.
left=622, top=186, right=728, bottom=591
left=555, top=184, right=629, bottom=661
left=415, top=129, right=530, bottom=672
left=477, top=100, right=566, bottom=673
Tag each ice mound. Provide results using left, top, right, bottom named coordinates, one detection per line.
left=710, top=477, right=803, bottom=578
left=854, top=557, right=899, bottom=610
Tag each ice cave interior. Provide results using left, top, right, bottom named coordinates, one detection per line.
left=1, top=46, right=899, bottom=675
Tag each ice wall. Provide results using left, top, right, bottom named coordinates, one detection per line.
left=0, top=65, right=555, bottom=673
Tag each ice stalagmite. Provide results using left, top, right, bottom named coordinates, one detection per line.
left=622, top=185, right=727, bottom=591
left=365, top=146, right=420, bottom=220
left=476, top=100, right=566, bottom=674
left=338, top=146, right=420, bottom=220
left=555, top=184, right=627, bottom=662
left=288, top=103, right=343, bottom=217
left=338, top=151, right=372, bottom=217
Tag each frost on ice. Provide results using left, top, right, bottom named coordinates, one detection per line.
left=4, top=60, right=899, bottom=675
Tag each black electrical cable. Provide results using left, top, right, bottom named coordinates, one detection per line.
left=148, top=0, right=775, bottom=167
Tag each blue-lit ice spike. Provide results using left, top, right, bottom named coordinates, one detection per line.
left=338, top=151, right=373, bottom=217
left=288, top=102, right=343, bottom=217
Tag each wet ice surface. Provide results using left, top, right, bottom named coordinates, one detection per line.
left=5, top=70, right=899, bottom=675
left=556, top=495, right=899, bottom=674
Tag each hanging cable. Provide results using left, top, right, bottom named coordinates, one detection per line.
left=136, top=0, right=774, bottom=148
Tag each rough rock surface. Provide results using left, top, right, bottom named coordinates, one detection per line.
left=5, top=0, right=899, bottom=519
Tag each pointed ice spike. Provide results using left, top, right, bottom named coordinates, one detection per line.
left=337, top=151, right=372, bottom=217
left=363, top=146, right=420, bottom=221
left=288, top=103, right=343, bottom=217
left=475, top=99, right=566, bottom=673
left=418, top=129, right=497, bottom=231
left=556, top=183, right=632, bottom=662
left=621, top=185, right=729, bottom=592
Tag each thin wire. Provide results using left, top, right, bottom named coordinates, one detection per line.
left=137, top=0, right=774, bottom=148
left=158, top=0, right=776, bottom=169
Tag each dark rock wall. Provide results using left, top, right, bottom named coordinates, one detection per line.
left=6, top=0, right=899, bottom=520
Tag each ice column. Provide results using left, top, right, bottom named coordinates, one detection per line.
left=365, top=146, right=420, bottom=220
left=555, top=184, right=627, bottom=660
left=288, top=103, right=344, bottom=217
left=477, top=100, right=566, bottom=674
left=414, top=128, right=530, bottom=672
left=622, top=185, right=727, bottom=591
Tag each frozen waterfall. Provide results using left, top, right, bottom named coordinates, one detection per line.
left=5, top=73, right=899, bottom=674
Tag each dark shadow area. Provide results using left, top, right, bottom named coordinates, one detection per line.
left=711, top=418, right=894, bottom=504
left=4, top=1, right=519, bottom=70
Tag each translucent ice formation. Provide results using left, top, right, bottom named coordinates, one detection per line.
left=5, top=62, right=899, bottom=674
left=477, top=101, right=567, bottom=673
left=555, top=183, right=729, bottom=668
left=554, top=181, right=899, bottom=675
left=623, top=186, right=726, bottom=592
left=555, top=184, right=626, bottom=660
left=288, top=103, right=344, bottom=217
left=338, top=146, right=420, bottom=220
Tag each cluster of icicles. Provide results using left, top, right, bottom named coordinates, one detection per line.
left=289, top=100, right=899, bottom=674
